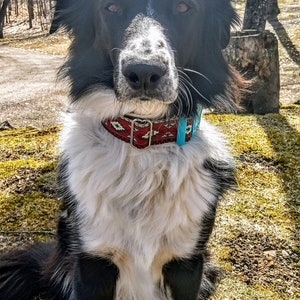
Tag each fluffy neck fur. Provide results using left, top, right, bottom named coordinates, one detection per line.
left=60, top=90, right=234, bottom=299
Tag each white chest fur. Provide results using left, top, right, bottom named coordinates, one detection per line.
left=60, top=92, right=232, bottom=299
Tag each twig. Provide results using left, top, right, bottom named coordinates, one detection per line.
left=0, top=231, right=55, bottom=236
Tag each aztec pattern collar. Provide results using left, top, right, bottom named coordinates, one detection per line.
left=102, top=109, right=202, bottom=149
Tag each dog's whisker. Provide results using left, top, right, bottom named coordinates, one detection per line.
left=178, top=76, right=193, bottom=98
left=179, top=75, right=211, bottom=105
left=181, top=68, right=213, bottom=85
left=177, top=87, right=188, bottom=117
left=178, top=81, right=193, bottom=114
left=177, top=69, right=192, bottom=82
left=111, top=48, right=122, bottom=52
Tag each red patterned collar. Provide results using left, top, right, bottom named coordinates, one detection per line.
left=102, top=111, right=202, bottom=149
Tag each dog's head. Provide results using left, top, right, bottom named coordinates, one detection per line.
left=60, top=0, right=238, bottom=118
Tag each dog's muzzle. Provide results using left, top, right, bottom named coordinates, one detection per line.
left=115, top=16, right=178, bottom=103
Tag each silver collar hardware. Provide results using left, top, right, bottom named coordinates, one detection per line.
left=130, top=119, right=153, bottom=149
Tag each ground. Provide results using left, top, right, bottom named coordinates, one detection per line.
left=0, top=46, right=66, bottom=128
left=0, top=1, right=299, bottom=299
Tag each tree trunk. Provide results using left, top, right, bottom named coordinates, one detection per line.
left=267, top=0, right=280, bottom=20
left=0, top=0, right=11, bottom=38
left=14, top=0, right=18, bottom=16
left=49, top=0, right=63, bottom=34
left=27, top=0, right=34, bottom=29
left=224, top=31, right=280, bottom=114
left=243, top=0, right=269, bottom=31
left=7, top=0, right=12, bottom=22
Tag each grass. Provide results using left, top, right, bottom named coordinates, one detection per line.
left=208, top=107, right=300, bottom=299
left=1, top=32, right=71, bottom=56
left=0, top=107, right=299, bottom=299
left=0, top=127, right=60, bottom=240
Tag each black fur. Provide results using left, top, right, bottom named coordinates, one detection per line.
left=163, top=255, right=204, bottom=300
left=73, top=254, right=119, bottom=300
left=0, top=243, right=54, bottom=300
left=0, top=1, right=238, bottom=299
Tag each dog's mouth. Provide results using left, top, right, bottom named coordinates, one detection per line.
left=139, top=96, right=152, bottom=101
left=118, top=98, right=172, bottom=120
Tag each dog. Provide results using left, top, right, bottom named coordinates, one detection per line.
left=0, top=1, right=239, bottom=299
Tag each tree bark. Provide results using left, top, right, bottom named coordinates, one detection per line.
left=14, top=0, right=18, bottom=16
left=49, top=0, right=63, bottom=34
left=267, top=0, right=280, bottom=20
left=243, top=0, right=270, bottom=31
left=27, top=0, right=34, bottom=29
left=0, top=0, right=11, bottom=38
left=224, top=31, right=280, bottom=114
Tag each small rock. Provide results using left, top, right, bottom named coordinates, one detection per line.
left=264, top=250, right=277, bottom=258
left=282, top=250, right=289, bottom=258
left=266, top=260, right=275, bottom=267
left=0, top=121, right=15, bottom=131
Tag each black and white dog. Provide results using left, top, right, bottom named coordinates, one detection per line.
left=0, top=1, right=239, bottom=299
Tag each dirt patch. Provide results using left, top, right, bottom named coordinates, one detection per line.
left=0, top=234, right=53, bottom=253
left=227, top=231, right=299, bottom=297
left=0, top=45, right=67, bottom=128
left=239, top=153, right=283, bottom=174
left=0, top=167, right=57, bottom=197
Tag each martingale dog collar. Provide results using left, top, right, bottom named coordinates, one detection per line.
left=102, top=108, right=202, bottom=149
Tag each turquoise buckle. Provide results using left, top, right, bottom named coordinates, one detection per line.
left=176, top=107, right=202, bottom=146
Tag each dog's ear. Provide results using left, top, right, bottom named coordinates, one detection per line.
left=53, top=0, right=95, bottom=39
left=205, top=0, right=239, bottom=49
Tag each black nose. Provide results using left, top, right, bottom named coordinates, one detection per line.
left=122, top=63, right=167, bottom=91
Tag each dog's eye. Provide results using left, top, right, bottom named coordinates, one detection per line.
left=176, top=1, right=190, bottom=14
left=106, top=3, right=121, bottom=13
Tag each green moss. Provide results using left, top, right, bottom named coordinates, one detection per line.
left=0, top=127, right=59, bottom=162
left=213, top=277, right=288, bottom=300
left=207, top=107, right=299, bottom=299
left=0, top=127, right=60, bottom=234
left=0, top=192, right=59, bottom=232
left=0, top=160, right=53, bottom=180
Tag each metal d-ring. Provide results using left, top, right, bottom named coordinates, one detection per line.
left=130, top=119, right=153, bottom=149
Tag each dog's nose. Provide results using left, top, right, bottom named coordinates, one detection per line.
left=122, top=63, right=167, bottom=91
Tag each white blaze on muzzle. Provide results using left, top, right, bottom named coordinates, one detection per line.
left=115, top=15, right=179, bottom=106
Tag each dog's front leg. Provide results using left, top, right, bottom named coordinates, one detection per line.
left=162, top=254, right=203, bottom=300
left=73, top=254, right=119, bottom=300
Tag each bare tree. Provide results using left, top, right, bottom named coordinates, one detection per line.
left=49, top=0, right=61, bottom=34
left=27, top=0, right=34, bottom=28
left=0, top=0, right=11, bottom=38
left=243, top=0, right=269, bottom=31
left=243, top=0, right=280, bottom=31
left=14, top=0, right=18, bottom=16
left=267, top=0, right=280, bottom=20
